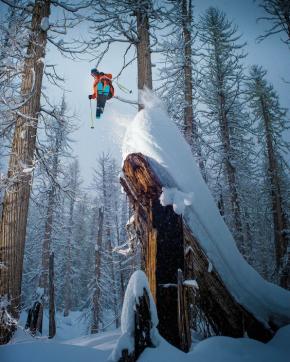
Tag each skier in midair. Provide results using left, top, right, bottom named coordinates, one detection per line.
left=88, top=68, right=114, bottom=119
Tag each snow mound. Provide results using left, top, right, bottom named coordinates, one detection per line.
left=110, top=270, right=159, bottom=361
left=122, top=90, right=290, bottom=329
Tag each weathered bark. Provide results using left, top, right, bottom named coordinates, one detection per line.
left=260, top=98, right=289, bottom=287
left=121, top=153, right=288, bottom=345
left=0, top=0, right=51, bottom=344
left=121, top=153, right=190, bottom=350
left=135, top=1, right=153, bottom=109
left=48, top=252, right=56, bottom=339
left=91, top=208, right=104, bottom=334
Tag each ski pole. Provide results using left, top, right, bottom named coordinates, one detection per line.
left=89, top=99, right=94, bottom=129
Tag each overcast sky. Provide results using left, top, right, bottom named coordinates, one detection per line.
left=26, top=0, right=290, bottom=185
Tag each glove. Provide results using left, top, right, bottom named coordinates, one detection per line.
left=88, top=95, right=92, bottom=99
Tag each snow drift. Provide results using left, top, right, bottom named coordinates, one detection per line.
left=2, top=324, right=290, bottom=362
left=110, top=270, right=159, bottom=361
left=122, top=90, right=290, bottom=330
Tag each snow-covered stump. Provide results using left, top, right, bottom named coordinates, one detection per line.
left=121, top=153, right=191, bottom=350
left=121, top=151, right=290, bottom=343
left=120, top=91, right=290, bottom=347
left=25, top=301, right=43, bottom=336
left=111, top=270, right=159, bottom=362
left=25, top=288, right=44, bottom=336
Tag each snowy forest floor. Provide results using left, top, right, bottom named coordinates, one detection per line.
left=1, top=311, right=290, bottom=362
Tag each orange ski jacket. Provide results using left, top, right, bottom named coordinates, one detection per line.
left=91, top=73, right=114, bottom=99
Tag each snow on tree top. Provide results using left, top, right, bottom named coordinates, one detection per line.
left=122, top=89, right=290, bottom=328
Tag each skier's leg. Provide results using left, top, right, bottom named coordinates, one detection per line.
left=103, top=96, right=108, bottom=112
left=96, top=95, right=101, bottom=119
left=99, top=94, right=107, bottom=114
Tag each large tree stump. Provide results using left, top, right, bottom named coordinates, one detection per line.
left=121, top=153, right=284, bottom=344
left=121, top=153, right=190, bottom=350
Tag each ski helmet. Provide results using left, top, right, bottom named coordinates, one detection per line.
left=91, top=68, right=99, bottom=76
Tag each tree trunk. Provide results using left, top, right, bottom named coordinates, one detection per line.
left=218, top=91, right=244, bottom=251
left=40, top=190, right=54, bottom=292
left=261, top=98, right=289, bottom=287
left=135, top=1, right=153, bottom=109
left=180, top=0, right=206, bottom=179
left=107, top=228, right=120, bottom=329
left=121, top=153, right=190, bottom=350
left=63, top=166, right=78, bottom=316
left=0, top=0, right=51, bottom=344
left=91, top=208, right=104, bottom=334
left=48, top=252, right=56, bottom=339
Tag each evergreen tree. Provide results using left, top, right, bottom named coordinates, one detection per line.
left=247, top=65, right=290, bottom=287
left=0, top=0, right=91, bottom=342
left=158, top=0, right=206, bottom=178
left=197, top=7, right=253, bottom=253
left=62, top=160, right=82, bottom=316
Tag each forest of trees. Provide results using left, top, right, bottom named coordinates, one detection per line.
left=0, top=0, right=289, bottom=349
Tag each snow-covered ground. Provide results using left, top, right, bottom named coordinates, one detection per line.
left=1, top=319, right=290, bottom=362
left=122, top=90, right=290, bottom=329
left=18, top=310, right=89, bottom=341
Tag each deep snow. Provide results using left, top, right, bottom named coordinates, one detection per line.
left=122, top=90, right=290, bottom=329
left=2, top=322, right=290, bottom=362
